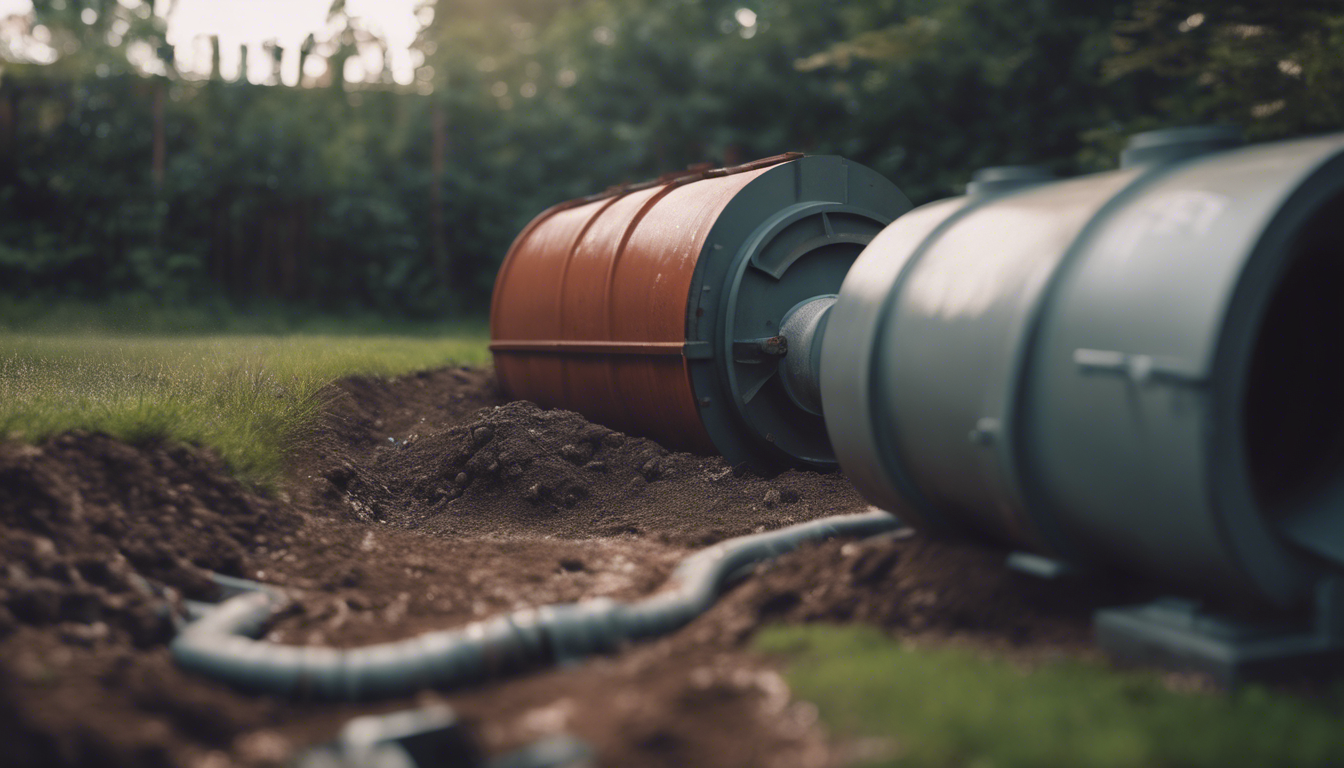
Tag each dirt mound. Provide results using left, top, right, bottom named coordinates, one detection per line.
left=0, top=432, right=299, bottom=645
left=689, top=532, right=1144, bottom=653
left=319, top=400, right=867, bottom=544
left=308, top=366, right=501, bottom=455
left=0, top=431, right=304, bottom=768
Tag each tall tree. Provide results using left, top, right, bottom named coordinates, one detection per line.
left=1105, top=1, right=1344, bottom=139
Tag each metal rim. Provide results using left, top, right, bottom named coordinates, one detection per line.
left=685, top=156, right=911, bottom=472
left=1211, top=145, right=1344, bottom=605
left=719, top=202, right=885, bottom=468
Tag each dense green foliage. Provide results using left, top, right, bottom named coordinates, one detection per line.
left=2, top=0, right=1340, bottom=316
left=0, top=326, right=490, bottom=484
left=759, top=624, right=1344, bottom=768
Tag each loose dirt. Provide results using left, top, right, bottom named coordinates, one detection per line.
left=325, top=397, right=862, bottom=544
left=0, top=366, right=1118, bottom=768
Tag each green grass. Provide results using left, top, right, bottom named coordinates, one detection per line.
left=0, top=296, right=487, bottom=337
left=0, top=329, right=490, bottom=485
left=757, top=625, right=1344, bottom=768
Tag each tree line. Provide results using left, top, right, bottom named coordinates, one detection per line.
left=1, top=0, right=1338, bottom=317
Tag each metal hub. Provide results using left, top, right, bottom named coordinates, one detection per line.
left=683, top=156, right=911, bottom=472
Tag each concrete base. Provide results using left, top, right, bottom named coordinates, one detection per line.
left=1095, top=580, right=1344, bottom=686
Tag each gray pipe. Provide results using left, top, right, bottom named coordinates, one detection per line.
left=171, top=510, right=902, bottom=700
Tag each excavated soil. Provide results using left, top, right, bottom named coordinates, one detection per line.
left=317, top=399, right=863, bottom=544
left=1, top=366, right=1133, bottom=768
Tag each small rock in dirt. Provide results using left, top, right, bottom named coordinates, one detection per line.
left=559, top=482, right=590, bottom=508
left=322, top=463, right=357, bottom=491
left=640, top=456, right=665, bottom=481
left=455, top=472, right=470, bottom=487
left=601, top=432, right=626, bottom=449
left=235, top=730, right=292, bottom=766
left=560, top=442, right=595, bottom=465
left=706, top=467, right=733, bottom=483
left=30, top=535, right=59, bottom=559
left=8, top=578, right=63, bottom=623
left=466, top=452, right=499, bottom=476
left=58, top=620, right=110, bottom=647
left=124, top=599, right=175, bottom=647
left=763, top=489, right=782, bottom=509
left=583, top=459, right=607, bottom=473
left=73, top=556, right=120, bottom=589
left=471, top=426, right=494, bottom=447
left=434, top=486, right=463, bottom=503
left=575, top=424, right=606, bottom=442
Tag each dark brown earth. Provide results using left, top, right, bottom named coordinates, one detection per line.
left=0, top=366, right=1126, bottom=768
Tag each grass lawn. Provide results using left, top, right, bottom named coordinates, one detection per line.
left=758, top=625, right=1344, bottom=768
left=0, top=326, right=490, bottom=485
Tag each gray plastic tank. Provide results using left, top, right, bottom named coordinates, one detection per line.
left=821, top=129, right=1344, bottom=609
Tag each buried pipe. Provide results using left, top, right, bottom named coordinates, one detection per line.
left=171, top=509, right=902, bottom=700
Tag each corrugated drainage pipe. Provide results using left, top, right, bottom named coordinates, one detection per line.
left=171, top=510, right=902, bottom=700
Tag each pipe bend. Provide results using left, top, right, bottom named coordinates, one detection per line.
left=171, top=509, right=903, bottom=700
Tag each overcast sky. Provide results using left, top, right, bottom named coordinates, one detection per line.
left=0, top=0, right=426, bottom=86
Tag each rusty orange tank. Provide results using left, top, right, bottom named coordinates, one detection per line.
left=490, top=154, right=910, bottom=471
